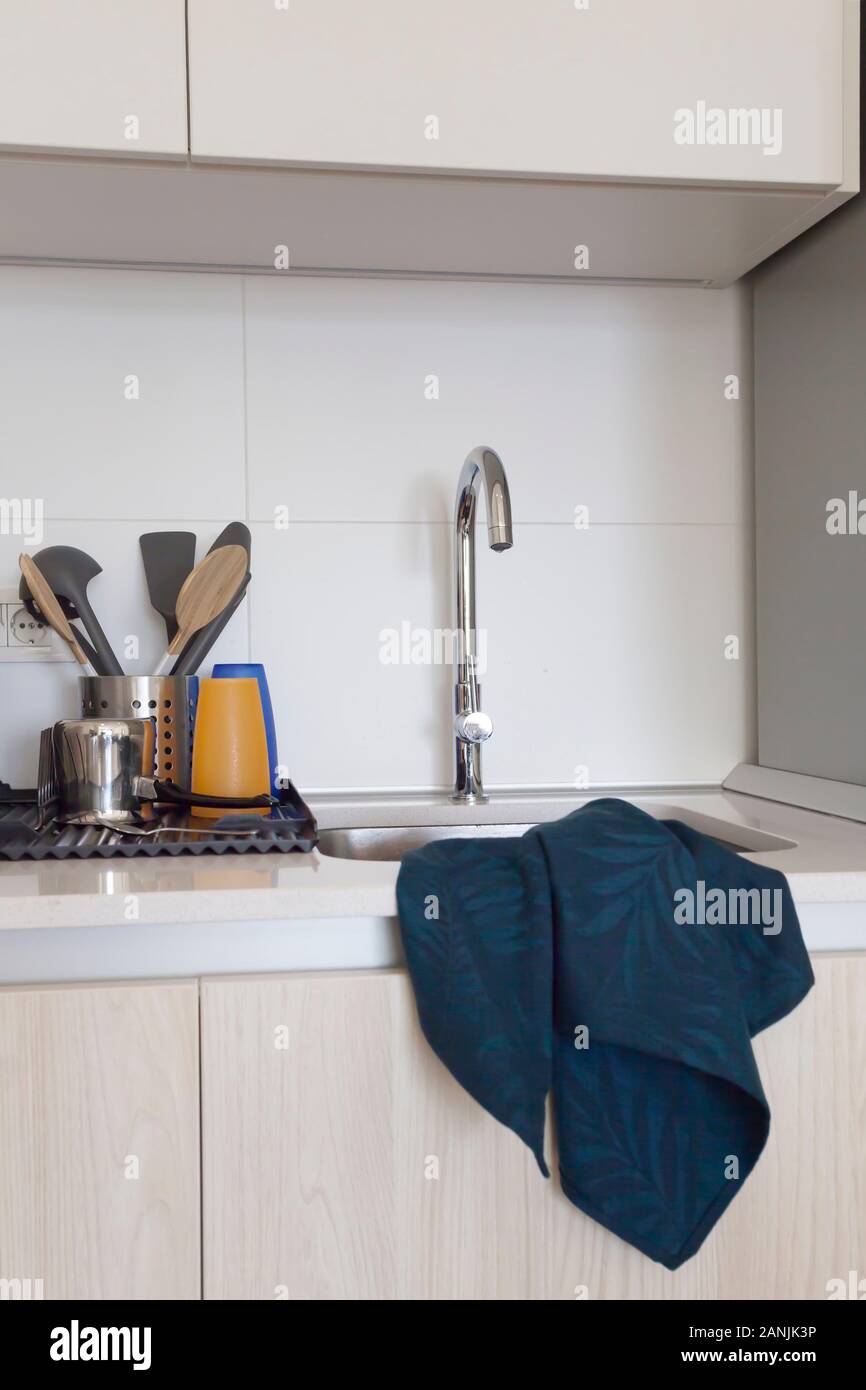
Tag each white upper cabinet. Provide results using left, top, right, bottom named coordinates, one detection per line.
left=0, top=0, right=187, bottom=158
left=0, top=0, right=857, bottom=282
left=189, top=0, right=846, bottom=188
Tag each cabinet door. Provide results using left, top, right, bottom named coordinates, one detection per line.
left=545, top=953, right=866, bottom=1299
left=189, top=0, right=846, bottom=187
left=202, top=971, right=400, bottom=1300
left=0, top=1, right=187, bottom=157
left=0, top=980, right=200, bottom=1300
left=203, top=958, right=866, bottom=1300
left=201, top=970, right=543, bottom=1300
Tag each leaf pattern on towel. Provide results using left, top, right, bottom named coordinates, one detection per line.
left=397, top=797, right=814, bottom=1270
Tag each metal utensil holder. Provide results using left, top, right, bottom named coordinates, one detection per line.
left=79, top=675, right=198, bottom=796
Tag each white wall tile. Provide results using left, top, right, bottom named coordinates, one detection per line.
left=250, top=521, right=753, bottom=793
left=479, top=522, right=754, bottom=788
left=249, top=522, right=453, bottom=791
left=0, top=521, right=250, bottom=785
left=244, top=275, right=750, bottom=526
left=0, top=267, right=246, bottom=520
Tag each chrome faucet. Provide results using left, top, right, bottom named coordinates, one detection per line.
left=452, top=446, right=513, bottom=803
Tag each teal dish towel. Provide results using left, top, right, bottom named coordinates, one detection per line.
left=396, top=798, right=814, bottom=1270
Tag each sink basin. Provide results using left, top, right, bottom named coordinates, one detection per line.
left=317, top=806, right=797, bottom=862
left=318, top=823, right=534, bottom=862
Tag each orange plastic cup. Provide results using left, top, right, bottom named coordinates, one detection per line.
left=191, top=677, right=271, bottom=818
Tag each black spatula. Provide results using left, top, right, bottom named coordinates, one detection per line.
left=139, top=531, right=198, bottom=644
left=20, top=545, right=121, bottom=675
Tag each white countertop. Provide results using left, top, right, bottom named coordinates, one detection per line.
left=1, top=788, right=865, bottom=983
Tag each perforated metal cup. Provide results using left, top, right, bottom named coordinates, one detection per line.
left=79, top=675, right=198, bottom=795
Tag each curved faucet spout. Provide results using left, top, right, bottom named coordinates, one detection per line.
left=455, top=446, right=514, bottom=553
left=452, top=446, right=513, bottom=803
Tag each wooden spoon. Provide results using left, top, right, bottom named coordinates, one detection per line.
left=19, top=553, right=95, bottom=674
left=152, top=544, right=247, bottom=676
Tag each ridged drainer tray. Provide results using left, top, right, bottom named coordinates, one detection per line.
left=0, top=782, right=317, bottom=860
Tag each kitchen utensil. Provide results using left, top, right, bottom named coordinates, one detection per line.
left=22, top=545, right=122, bottom=675
left=18, top=554, right=96, bottom=674
left=19, top=585, right=101, bottom=669
left=90, top=815, right=266, bottom=838
left=153, top=544, right=247, bottom=677
left=172, top=572, right=250, bottom=677
left=208, top=522, right=251, bottom=552
left=80, top=674, right=197, bottom=791
left=190, top=677, right=271, bottom=818
left=139, top=531, right=197, bottom=643
left=172, top=522, right=252, bottom=676
left=52, top=717, right=276, bottom=826
left=213, top=661, right=280, bottom=795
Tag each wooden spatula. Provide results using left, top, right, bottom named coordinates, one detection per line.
left=152, top=544, right=247, bottom=676
left=19, top=553, right=96, bottom=674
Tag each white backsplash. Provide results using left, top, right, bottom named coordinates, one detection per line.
left=0, top=266, right=753, bottom=793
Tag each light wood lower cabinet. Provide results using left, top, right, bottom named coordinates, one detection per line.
left=0, top=980, right=200, bottom=1300
left=201, top=958, right=866, bottom=1300
left=1, top=960, right=862, bottom=1300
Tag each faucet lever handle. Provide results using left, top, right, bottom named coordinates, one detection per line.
left=454, top=655, right=493, bottom=744
left=454, top=708, right=493, bottom=744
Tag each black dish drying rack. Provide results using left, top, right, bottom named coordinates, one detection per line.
left=0, top=780, right=318, bottom=861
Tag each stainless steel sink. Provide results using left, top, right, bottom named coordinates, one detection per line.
left=317, top=809, right=797, bottom=862
left=318, top=823, right=534, bottom=862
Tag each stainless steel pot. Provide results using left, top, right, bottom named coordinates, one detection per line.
left=52, top=718, right=276, bottom=826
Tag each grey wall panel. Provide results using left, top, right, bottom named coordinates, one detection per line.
left=754, top=190, right=866, bottom=783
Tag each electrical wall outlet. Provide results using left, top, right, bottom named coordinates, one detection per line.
left=0, top=585, right=74, bottom=662
left=8, top=604, right=51, bottom=647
